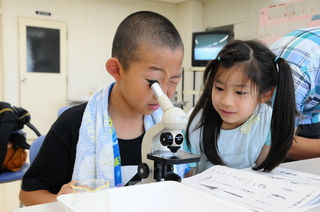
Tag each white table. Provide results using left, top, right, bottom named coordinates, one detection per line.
left=279, top=158, right=320, bottom=212
left=11, top=202, right=64, bottom=212
left=12, top=157, right=320, bottom=212
left=279, top=157, right=320, bottom=175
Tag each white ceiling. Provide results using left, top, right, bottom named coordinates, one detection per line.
left=151, top=0, right=189, bottom=3
left=147, top=0, right=203, bottom=4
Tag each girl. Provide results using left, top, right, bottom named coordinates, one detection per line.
left=184, top=40, right=297, bottom=176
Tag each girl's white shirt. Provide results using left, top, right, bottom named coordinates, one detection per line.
left=185, top=103, right=272, bottom=175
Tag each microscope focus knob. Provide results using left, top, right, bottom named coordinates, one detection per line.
left=160, top=132, right=173, bottom=146
left=165, top=172, right=182, bottom=182
left=138, top=163, right=149, bottom=179
left=175, top=133, right=184, bottom=145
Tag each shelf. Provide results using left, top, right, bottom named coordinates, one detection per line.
left=185, top=67, right=205, bottom=72
left=183, top=90, right=202, bottom=95
left=182, top=67, right=205, bottom=108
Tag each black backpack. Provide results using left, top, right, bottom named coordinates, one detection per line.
left=0, top=102, right=41, bottom=172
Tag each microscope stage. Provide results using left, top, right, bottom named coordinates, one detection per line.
left=147, top=150, right=200, bottom=164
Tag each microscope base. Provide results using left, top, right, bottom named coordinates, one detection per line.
left=138, top=150, right=200, bottom=183
left=146, top=150, right=199, bottom=182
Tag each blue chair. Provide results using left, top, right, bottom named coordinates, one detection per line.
left=0, top=135, right=44, bottom=208
left=0, top=131, right=30, bottom=183
left=29, top=135, right=45, bottom=163
left=29, top=104, right=65, bottom=162
left=0, top=162, right=30, bottom=207
left=0, top=134, right=45, bottom=183
left=0, top=135, right=46, bottom=183
left=0, top=162, right=30, bottom=183
left=57, top=105, right=73, bottom=117
left=27, top=106, right=65, bottom=163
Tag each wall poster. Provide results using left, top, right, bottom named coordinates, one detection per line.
left=259, top=0, right=320, bottom=46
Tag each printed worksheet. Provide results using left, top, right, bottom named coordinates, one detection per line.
left=182, top=165, right=320, bottom=212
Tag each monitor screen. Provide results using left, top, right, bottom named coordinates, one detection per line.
left=192, top=30, right=234, bottom=67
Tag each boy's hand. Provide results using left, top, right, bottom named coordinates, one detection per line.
left=184, top=167, right=196, bottom=178
left=57, top=180, right=77, bottom=196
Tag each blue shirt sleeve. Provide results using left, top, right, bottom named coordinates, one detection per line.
left=264, top=129, right=271, bottom=146
left=181, top=129, right=198, bottom=168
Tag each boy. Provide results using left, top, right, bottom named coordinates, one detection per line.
left=19, top=11, right=184, bottom=206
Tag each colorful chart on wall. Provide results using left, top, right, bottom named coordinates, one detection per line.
left=259, top=0, right=320, bottom=46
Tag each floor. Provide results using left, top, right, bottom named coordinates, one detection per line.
left=0, top=149, right=30, bottom=212
left=0, top=180, right=22, bottom=212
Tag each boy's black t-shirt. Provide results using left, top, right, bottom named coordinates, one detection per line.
left=21, top=102, right=143, bottom=194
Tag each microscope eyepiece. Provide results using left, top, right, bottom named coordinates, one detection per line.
left=146, top=79, right=159, bottom=88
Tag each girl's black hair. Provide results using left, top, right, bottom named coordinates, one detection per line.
left=185, top=39, right=297, bottom=172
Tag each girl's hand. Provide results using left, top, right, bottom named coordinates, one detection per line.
left=57, top=180, right=77, bottom=196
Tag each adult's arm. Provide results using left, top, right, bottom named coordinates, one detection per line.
left=285, top=65, right=317, bottom=160
left=287, top=135, right=320, bottom=160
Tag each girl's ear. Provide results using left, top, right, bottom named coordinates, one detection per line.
left=260, top=87, right=275, bottom=104
left=106, top=58, right=123, bottom=81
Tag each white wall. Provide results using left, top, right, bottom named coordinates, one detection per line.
left=203, top=0, right=297, bottom=40
left=175, top=1, right=203, bottom=112
left=1, top=0, right=302, bottom=111
left=178, top=0, right=303, bottom=112
left=1, top=0, right=180, bottom=105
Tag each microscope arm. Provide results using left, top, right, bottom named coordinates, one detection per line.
left=140, top=121, right=167, bottom=183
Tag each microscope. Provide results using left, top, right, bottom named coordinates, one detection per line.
left=137, top=80, right=200, bottom=184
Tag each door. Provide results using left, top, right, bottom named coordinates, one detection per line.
left=19, top=17, right=67, bottom=141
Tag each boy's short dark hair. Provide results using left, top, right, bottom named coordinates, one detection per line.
left=112, top=11, right=184, bottom=70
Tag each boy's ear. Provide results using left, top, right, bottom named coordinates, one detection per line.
left=106, top=58, right=123, bottom=81
left=260, top=87, right=275, bottom=103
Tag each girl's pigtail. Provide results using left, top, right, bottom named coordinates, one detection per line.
left=201, top=57, right=225, bottom=166
left=253, top=57, right=296, bottom=171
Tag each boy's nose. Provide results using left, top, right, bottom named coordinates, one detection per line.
left=164, top=85, right=175, bottom=99
left=156, top=81, right=175, bottom=99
